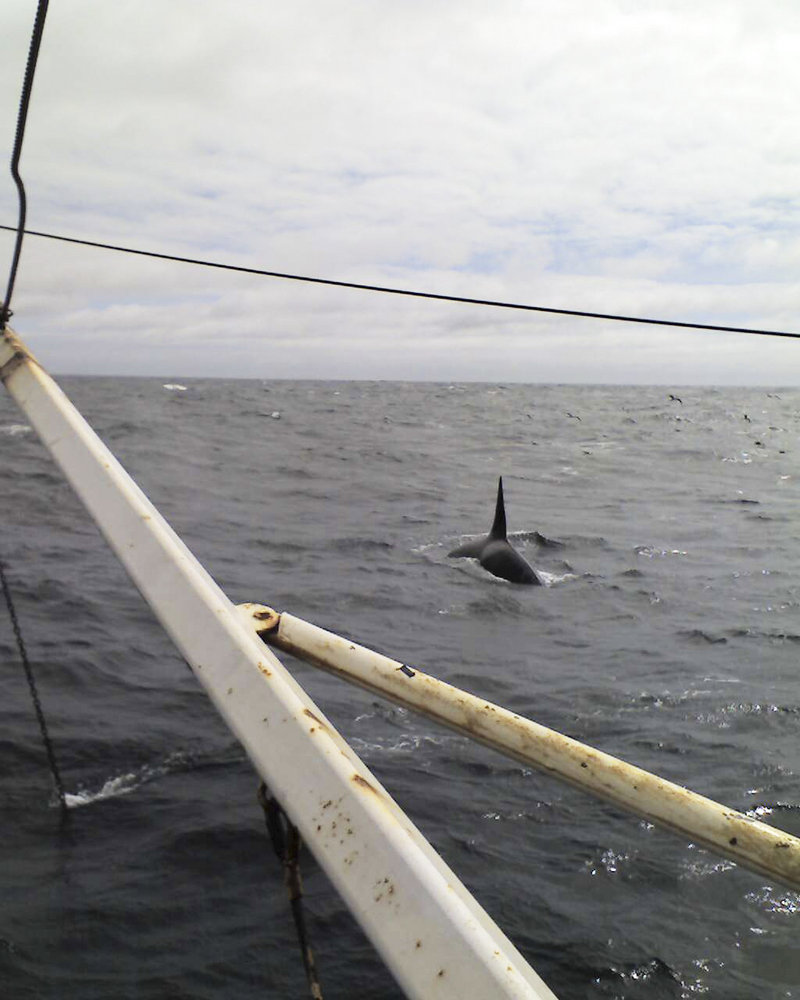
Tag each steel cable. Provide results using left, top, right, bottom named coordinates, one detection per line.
left=1, top=223, right=797, bottom=340
left=1, top=0, right=50, bottom=329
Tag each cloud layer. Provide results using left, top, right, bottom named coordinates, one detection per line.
left=2, top=1, right=799, bottom=381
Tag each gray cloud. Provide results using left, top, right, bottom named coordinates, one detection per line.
left=2, top=0, right=799, bottom=381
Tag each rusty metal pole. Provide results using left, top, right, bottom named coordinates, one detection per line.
left=0, top=326, right=557, bottom=1000
left=237, top=603, right=800, bottom=892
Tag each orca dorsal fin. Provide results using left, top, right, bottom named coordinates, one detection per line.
left=489, top=476, right=507, bottom=540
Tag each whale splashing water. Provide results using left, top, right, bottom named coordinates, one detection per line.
left=448, top=477, right=541, bottom=585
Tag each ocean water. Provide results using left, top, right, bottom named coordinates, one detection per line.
left=1, top=377, right=799, bottom=999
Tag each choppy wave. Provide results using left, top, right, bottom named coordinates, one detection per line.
left=745, top=885, right=800, bottom=916
left=63, top=752, right=192, bottom=809
left=349, top=732, right=457, bottom=757
left=635, top=545, right=688, bottom=558
left=679, top=628, right=728, bottom=645
left=513, top=530, right=565, bottom=548
left=4, top=378, right=800, bottom=999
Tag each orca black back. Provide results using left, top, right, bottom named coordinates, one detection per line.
left=448, top=476, right=541, bottom=585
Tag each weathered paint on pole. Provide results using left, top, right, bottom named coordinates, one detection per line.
left=238, top=603, right=800, bottom=892
left=0, top=326, right=558, bottom=1000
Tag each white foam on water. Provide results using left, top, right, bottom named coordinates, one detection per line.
left=63, top=752, right=188, bottom=809
left=349, top=731, right=458, bottom=756
left=65, top=771, right=142, bottom=809
left=536, top=569, right=576, bottom=587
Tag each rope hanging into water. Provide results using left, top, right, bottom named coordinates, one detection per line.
left=1, top=0, right=50, bottom=330
left=0, top=223, right=797, bottom=341
left=0, top=556, right=68, bottom=819
left=0, top=0, right=65, bottom=822
left=258, top=782, right=324, bottom=999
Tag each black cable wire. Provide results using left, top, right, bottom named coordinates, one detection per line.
left=0, top=556, right=69, bottom=820
left=1, top=0, right=50, bottom=330
left=1, top=223, right=797, bottom=340
left=0, top=0, right=66, bottom=822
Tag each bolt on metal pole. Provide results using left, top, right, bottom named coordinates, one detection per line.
left=238, top=602, right=800, bottom=892
left=0, top=325, right=558, bottom=1000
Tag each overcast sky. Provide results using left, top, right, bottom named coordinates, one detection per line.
left=1, top=1, right=799, bottom=382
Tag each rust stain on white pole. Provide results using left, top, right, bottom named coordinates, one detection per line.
left=238, top=603, right=800, bottom=892
left=0, top=327, right=558, bottom=1000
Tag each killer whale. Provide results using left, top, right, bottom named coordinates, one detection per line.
left=448, top=477, right=541, bottom=585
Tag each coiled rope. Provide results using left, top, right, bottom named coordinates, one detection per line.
left=258, top=782, right=324, bottom=999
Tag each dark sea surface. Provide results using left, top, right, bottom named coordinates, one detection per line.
left=1, top=377, right=800, bottom=999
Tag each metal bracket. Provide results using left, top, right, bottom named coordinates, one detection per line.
left=0, top=325, right=40, bottom=383
left=239, top=602, right=281, bottom=637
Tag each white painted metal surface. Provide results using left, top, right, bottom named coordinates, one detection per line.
left=0, top=327, right=558, bottom=1000
left=237, top=603, right=800, bottom=891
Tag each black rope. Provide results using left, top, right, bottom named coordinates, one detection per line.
left=258, top=782, right=323, bottom=1000
left=0, top=223, right=798, bottom=340
left=1, top=1, right=51, bottom=330
left=0, top=556, right=68, bottom=819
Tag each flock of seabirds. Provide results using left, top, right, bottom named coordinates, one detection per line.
left=450, top=392, right=781, bottom=586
